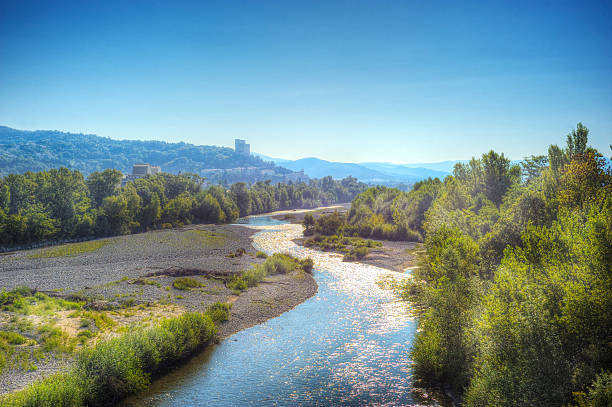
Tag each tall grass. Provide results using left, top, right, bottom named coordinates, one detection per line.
left=1, top=312, right=217, bottom=407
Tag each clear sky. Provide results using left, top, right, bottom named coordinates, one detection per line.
left=1, top=0, right=611, bottom=163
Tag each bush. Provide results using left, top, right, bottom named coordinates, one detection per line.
left=242, top=265, right=267, bottom=287
left=263, top=253, right=300, bottom=275
left=172, top=277, right=202, bottom=290
left=343, top=246, right=369, bottom=261
left=205, top=302, right=231, bottom=323
left=255, top=251, right=268, bottom=258
left=227, top=276, right=247, bottom=291
left=0, top=372, right=85, bottom=407
left=300, top=258, right=314, bottom=273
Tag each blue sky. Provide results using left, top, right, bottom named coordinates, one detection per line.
left=1, top=0, right=610, bottom=162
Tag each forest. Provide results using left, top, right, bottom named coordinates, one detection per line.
left=0, top=126, right=291, bottom=178
left=347, top=123, right=610, bottom=406
left=0, top=169, right=366, bottom=248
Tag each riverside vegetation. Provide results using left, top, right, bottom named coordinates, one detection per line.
left=0, top=168, right=366, bottom=248
left=0, top=251, right=312, bottom=406
left=361, top=124, right=610, bottom=406
left=298, top=123, right=610, bottom=405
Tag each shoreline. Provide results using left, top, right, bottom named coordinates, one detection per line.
left=0, top=210, right=320, bottom=398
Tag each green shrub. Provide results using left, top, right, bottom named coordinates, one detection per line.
left=0, top=372, right=85, bottom=407
left=343, top=246, right=369, bottom=261
left=38, top=325, right=74, bottom=353
left=242, top=265, right=267, bottom=287
left=255, top=251, right=268, bottom=258
left=300, top=258, right=314, bottom=273
left=263, top=253, right=300, bottom=274
left=227, top=276, right=247, bottom=291
left=205, top=302, right=231, bottom=323
left=172, top=277, right=203, bottom=290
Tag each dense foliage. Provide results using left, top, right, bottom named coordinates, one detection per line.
left=0, top=169, right=366, bottom=248
left=393, top=124, right=611, bottom=406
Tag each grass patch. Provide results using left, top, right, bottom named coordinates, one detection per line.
left=180, top=229, right=229, bottom=248
left=37, top=324, right=75, bottom=353
left=0, top=331, right=28, bottom=345
left=1, top=287, right=83, bottom=315
left=172, top=277, right=203, bottom=290
left=255, top=251, right=268, bottom=259
left=73, top=311, right=116, bottom=332
left=132, top=278, right=161, bottom=288
left=27, top=240, right=111, bottom=259
left=227, top=276, right=247, bottom=292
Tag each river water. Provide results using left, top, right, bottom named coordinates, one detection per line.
left=124, top=215, right=425, bottom=406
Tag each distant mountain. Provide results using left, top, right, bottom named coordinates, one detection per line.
left=358, top=162, right=451, bottom=180
left=280, top=157, right=391, bottom=181
left=258, top=156, right=452, bottom=186
left=0, top=126, right=304, bottom=184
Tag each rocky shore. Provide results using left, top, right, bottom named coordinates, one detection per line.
left=0, top=221, right=317, bottom=396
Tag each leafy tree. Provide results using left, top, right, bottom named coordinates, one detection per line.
left=566, top=122, right=589, bottom=160
left=230, top=182, right=252, bottom=217
left=521, top=155, right=548, bottom=182
left=97, top=196, right=131, bottom=236
left=302, top=213, right=315, bottom=235
left=87, top=169, right=123, bottom=207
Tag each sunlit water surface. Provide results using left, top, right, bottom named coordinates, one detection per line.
left=124, top=215, right=423, bottom=406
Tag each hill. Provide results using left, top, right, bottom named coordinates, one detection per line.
left=256, top=155, right=452, bottom=186
left=0, top=126, right=303, bottom=183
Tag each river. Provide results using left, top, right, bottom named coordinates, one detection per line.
left=123, top=215, right=427, bottom=406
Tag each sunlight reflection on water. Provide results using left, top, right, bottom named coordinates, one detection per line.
left=124, top=218, right=434, bottom=406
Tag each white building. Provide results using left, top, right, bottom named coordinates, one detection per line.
left=234, top=139, right=250, bottom=156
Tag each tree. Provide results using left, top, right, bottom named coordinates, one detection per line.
left=521, top=155, right=548, bottom=182
left=87, top=169, right=123, bottom=207
left=566, top=122, right=589, bottom=160
left=97, top=196, right=131, bottom=236
left=230, top=182, right=251, bottom=217
left=302, top=213, right=315, bottom=235
left=193, top=193, right=223, bottom=223
left=481, top=150, right=518, bottom=206
left=140, top=192, right=161, bottom=229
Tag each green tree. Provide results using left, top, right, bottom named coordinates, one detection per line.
left=481, top=150, right=518, bottom=206
left=566, top=122, right=589, bottom=160
left=87, top=169, right=123, bottom=207
left=230, top=182, right=251, bottom=217
left=97, top=196, right=131, bottom=236
left=302, top=213, right=315, bottom=235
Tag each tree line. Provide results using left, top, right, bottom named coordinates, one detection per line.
left=0, top=170, right=366, bottom=248
left=367, top=123, right=610, bottom=406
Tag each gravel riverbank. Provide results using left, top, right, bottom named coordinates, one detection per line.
left=0, top=220, right=317, bottom=396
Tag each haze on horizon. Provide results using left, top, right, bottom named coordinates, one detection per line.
left=1, top=0, right=611, bottom=163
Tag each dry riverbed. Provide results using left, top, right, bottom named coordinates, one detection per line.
left=0, top=222, right=316, bottom=395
